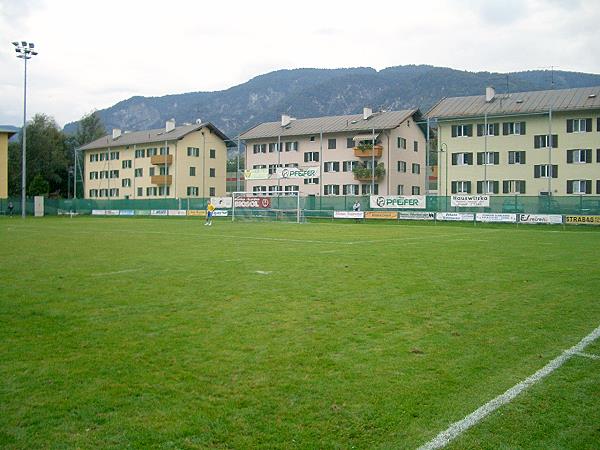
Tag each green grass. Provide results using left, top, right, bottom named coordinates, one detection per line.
left=1, top=217, right=599, bottom=449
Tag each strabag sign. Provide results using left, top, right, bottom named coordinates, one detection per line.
left=519, top=214, right=563, bottom=224
left=276, top=167, right=320, bottom=179
left=234, top=196, right=272, bottom=208
left=451, top=195, right=490, bottom=207
left=564, top=215, right=600, bottom=225
left=369, top=195, right=426, bottom=209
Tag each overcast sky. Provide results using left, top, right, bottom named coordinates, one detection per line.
left=1, top=0, right=599, bottom=127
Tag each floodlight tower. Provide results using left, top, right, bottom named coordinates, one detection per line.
left=13, top=41, right=38, bottom=218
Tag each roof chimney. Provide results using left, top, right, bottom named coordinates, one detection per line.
left=166, top=118, right=176, bottom=132
left=195, top=118, right=202, bottom=124
left=112, top=128, right=121, bottom=139
left=281, top=114, right=292, bottom=127
left=363, top=107, right=373, bottom=120
left=485, top=86, right=496, bottom=102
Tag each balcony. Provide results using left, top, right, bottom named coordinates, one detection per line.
left=353, top=163, right=385, bottom=181
left=151, top=175, right=172, bottom=185
left=354, top=144, right=383, bottom=158
left=151, top=154, right=173, bottom=165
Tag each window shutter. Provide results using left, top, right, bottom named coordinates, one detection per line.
left=534, top=136, right=540, bottom=149
left=519, top=181, right=526, bottom=194
left=452, top=154, right=458, bottom=165
left=585, top=180, right=592, bottom=194
left=493, top=123, right=500, bottom=136
left=451, top=181, right=457, bottom=194
left=451, top=126, right=457, bottom=138
left=597, top=149, right=600, bottom=162
left=586, top=118, right=592, bottom=132
left=534, top=165, right=540, bottom=178
left=477, top=124, right=483, bottom=136
left=503, top=123, right=509, bottom=135
left=493, top=181, right=499, bottom=194
left=585, top=149, right=592, bottom=163
left=503, top=181, right=509, bottom=193
left=508, top=152, right=515, bottom=164
left=597, top=180, right=600, bottom=194
left=494, top=152, right=499, bottom=164
left=315, top=153, right=319, bottom=162
left=466, top=125, right=473, bottom=137
left=477, top=181, right=483, bottom=194
left=567, top=180, right=573, bottom=194
left=304, top=153, right=308, bottom=163
left=598, top=118, right=600, bottom=132
left=567, top=150, right=573, bottom=163
left=334, top=162, right=339, bottom=171
left=567, top=119, right=573, bottom=133
left=467, top=153, right=473, bottom=165
left=521, top=151, right=526, bottom=164
left=466, top=181, right=472, bottom=193
left=552, top=165, right=558, bottom=178
left=552, top=135, right=558, bottom=148
left=520, top=122, right=526, bottom=135
left=477, top=152, right=483, bottom=165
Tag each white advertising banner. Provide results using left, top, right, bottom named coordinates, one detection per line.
left=212, top=210, right=229, bottom=217
left=243, top=168, right=270, bottom=180
left=92, top=209, right=105, bottom=215
left=518, top=214, right=563, bottom=224
left=136, top=210, right=151, bottom=216
left=168, top=209, right=187, bottom=216
left=276, top=166, right=320, bottom=179
left=476, top=213, right=517, bottom=223
left=119, top=210, right=135, bottom=216
left=211, top=197, right=232, bottom=208
left=451, top=195, right=490, bottom=207
left=151, top=209, right=168, bottom=216
left=436, top=212, right=475, bottom=221
left=369, top=195, right=426, bottom=209
left=397, top=211, right=436, bottom=221
left=234, top=197, right=272, bottom=208
left=105, top=210, right=120, bottom=216
left=334, top=211, right=364, bottom=219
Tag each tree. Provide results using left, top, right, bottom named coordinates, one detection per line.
left=75, top=111, right=105, bottom=147
left=28, top=174, right=50, bottom=196
left=227, top=156, right=244, bottom=173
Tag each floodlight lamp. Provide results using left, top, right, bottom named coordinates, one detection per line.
left=21, top=41, right=27, bottom=46
left=32, top=51, right=38, bottom=55
left=12, top=41, right=19, bottom=46
left=29, top=43, right=34, bottom=48
left=15, top=48, right=21, bottom=53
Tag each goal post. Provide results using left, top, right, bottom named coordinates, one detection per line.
left=231, top=191, right=302, bottom=223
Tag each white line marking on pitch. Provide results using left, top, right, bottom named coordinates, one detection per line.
left=417, top=323, right=600, bottom=450
left=92, top=268, right=141, bottom=277
left=575, top=351, right=600, bottom=360
left=255, top=270, right=272, bottom=275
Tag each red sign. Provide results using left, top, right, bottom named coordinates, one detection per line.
left=234, top=197, right=272, bottom=208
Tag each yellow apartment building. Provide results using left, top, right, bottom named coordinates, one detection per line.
left=79, top=120, right=230, bottom=199
left=240, top=108, right=428, bottom=196
left=0, top=127, right=17, bottom=199
left=427, top=86, right=600, bottom=197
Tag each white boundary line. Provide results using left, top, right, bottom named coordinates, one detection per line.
left=575, top=351, right=600, bottom=360
left=418, top=324, right=600, bottom=450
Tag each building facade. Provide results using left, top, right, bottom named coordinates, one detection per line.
left=0, top=128, right=16, bottom=199
left=427, top=86, right=600, bottom=197
left=240, top=109, right=427, bottom=196
left=79, top=120, right=229, bottom=199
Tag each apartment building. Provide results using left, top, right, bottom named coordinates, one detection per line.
left=427, top=86, right=600, bottom=196
left=79, top=119, right=230, bottom=199
left=240, top=108, right=427, bottom=196
left=0, top=127, right=17, bottom=199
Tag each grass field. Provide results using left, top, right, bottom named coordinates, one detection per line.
left=1, top=217, right=599, bottom=449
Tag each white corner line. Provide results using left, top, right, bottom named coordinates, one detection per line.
left=92, top=268, right=141, bottom=277
left=575, top=351, right=600, bottom=360
left=417, top=324, right=600, bottom=450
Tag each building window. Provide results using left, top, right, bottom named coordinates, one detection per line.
left=567, top=149, right=592, bottom=164
left=324, top=161, right=340, bottom=172
left=304, top=152, right=319, bottom=162
left=412, top=163, right=420, bottom=174
left=361, top=184, right=378, bottom=195
left=110, top=170, right=119, bottom=178
left=412, top=186, right=420, bottom=195
left=147, top=148, right=158, bottom=156
left=503, top=180, right=526, bottom=194
left=137, top=187, right=143, bottom=197
left=508, top=151, right=526, bottom=164
left=209, top=168, right=215, bottom=177
left=343, top=184, right=359, bottom=195
left=268, top=164, right=282, bottom=175
left=477, top=180, right=499, bottom=194
left=285, top=141, right=299, bottom=152
left=146, top=187, right=157, bottom=196
left=477, top=123, right=499, bottom=136
left=159, top=166, right=169, bottom=176
left=158, top=186, right=170, bottom=196
left=310, top=136, right=316, bottom=142
left=121, top=178, right=131, bottom=187
left=89, top=171, right=98, bottom=180
left=342, top=161, right=357, bottom=172
left=187, top=147, right=199, bottom=157
left=324, top=184, right=340, bottom=195
left=89, top=189, right=97, bottom=197
left=347, top=138, right=355, bottom=148
left=268, top=143, right=279, bottom=153
left=327, top=138, right=337, bottom=150
left=189, top=167, right=196, bottom=176
left=477, top=152, right=499, bottom=165
left=534, top=134, right=558, bottom=148
left=451, top=181, right=472, bottom=194
left=268, top=185, right=283, bottom=194
left=451, top=124, right=473, bottom=137
left=135, top=149, right=145, bottom=158
left=187, top=186, right=199, bottom=196
left=208, top=148, right=215, bottom=158
left=252, top=164, right=267, bottom=170
left=122, top=160, right=132, bottom=169
left=284, top=163, right=299, bottom=168
left=503, top=122, right=526, bottom=135
left=253, top=144, right=267, bottom=154
left=284, top=185, right=299, bottom=193
left=567, top=118, right=592, bottom=133
left=110, top=151, right=120, bottom=160
left=149, top=167, right=155, bottom=176
left=413, top=141, right=419, bottom=152
left=534, top=164, right=558, bottom=178
left=567, top=180, right=591, bottom=194
left=160, top=146, right=170, bottom=155
left=252, top=186, right=267, bottom=193
left=303, top=178, right=319, bottom=185
left=397, top=137, right=407, bottom=149
left=397, top=161, right=407, bottom=172
left=452, top=153, right=473, bottom=165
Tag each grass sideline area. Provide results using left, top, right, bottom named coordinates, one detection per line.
left=1, top=217, right=599, bottom=448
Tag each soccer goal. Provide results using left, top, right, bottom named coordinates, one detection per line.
left=231, top=191, right=303, bottom=223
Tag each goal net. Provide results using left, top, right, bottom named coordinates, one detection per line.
left=231, top=191, right=303, bottom=223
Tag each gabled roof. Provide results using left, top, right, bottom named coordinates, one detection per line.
left=240, top=109, right=420, bottom=140
left=78, top=122, right=231, bottom=151
left=426, top=86, right=600, bottom=120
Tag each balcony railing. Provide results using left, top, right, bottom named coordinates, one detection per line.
left=151, top=175, right=172, bottom=185
left=353, top=144, right=383, bottom=158
left=151, top=154, right=173, bottom=165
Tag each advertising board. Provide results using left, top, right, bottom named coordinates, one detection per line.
left=333, top=211, right=364, bottom=219
left=234, top=197, right=272, bottom=208
left=436, top=212, right=474, bottom=221
left=451, top=195, right=490, bottom=207
left=475, top=213, right=517, bottom=223
left=518, top=214, right=563, bottom=224
left=369, top=195, right=426, bottom=209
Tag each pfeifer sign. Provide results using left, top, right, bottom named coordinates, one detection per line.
left=451, top=195, right=490, bottom=207
left=369, top=195, right=426, bottom=209
left=234, top=197, right=272, bottom=208
left=276, top=167, right=320, bottom=179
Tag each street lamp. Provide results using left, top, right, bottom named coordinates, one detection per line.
left=13, top=40, right=38, bottom=218
left=440, top=142, right=448, bottom=211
